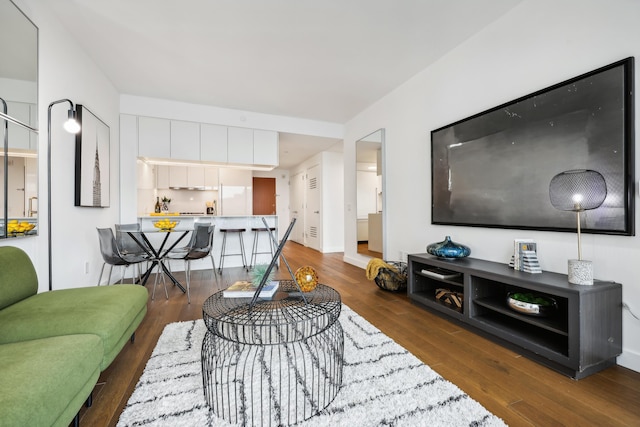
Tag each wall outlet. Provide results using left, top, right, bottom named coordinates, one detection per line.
left=84, top=261, right=89, bottom=274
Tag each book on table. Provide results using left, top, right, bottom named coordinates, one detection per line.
left=223, top=280, right=279, bottom=298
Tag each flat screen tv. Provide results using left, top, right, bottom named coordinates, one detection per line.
left=431, top=57, right=634, bottom=235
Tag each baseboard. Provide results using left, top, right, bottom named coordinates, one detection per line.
left=321, top=246, right=344, bottom=254
left=343, top=255, right=368, bottom=270
left=617, top=349, right=640, bottom=374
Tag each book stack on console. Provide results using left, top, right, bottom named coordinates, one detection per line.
left=512, top=239, right=542, bottom=274
left=222, top=280, right=279, bottom=298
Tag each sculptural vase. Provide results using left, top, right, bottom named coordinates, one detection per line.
left=427, top=236, right=471, bottom=259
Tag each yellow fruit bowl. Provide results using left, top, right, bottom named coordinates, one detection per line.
left=7, top=220, right=36, bottom=235
left=153, top=219, right=179, bottom=231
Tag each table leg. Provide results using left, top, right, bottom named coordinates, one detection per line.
left=127, top=230, right=189, bottom=293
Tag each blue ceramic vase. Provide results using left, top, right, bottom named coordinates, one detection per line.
left=427, top=236, right=471, bottom=259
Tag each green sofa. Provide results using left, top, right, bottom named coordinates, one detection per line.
left=0, top=246, right=148, bottom=427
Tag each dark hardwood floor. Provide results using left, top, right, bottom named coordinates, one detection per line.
left=80, top=242, right=640, bottom=426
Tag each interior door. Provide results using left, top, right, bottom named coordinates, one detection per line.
left=305, top=164, right=320, bottom=251
left=253, top=177, right=276, bottom=215
left=289, top=171, right=305, bottom=244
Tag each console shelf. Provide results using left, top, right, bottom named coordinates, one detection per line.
left=407, top=254, right=622, bottom=379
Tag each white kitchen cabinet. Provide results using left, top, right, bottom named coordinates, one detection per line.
left=170, top=120, right=200, bottom=161
left=201, top=123, right=228, bottom=162
left=137, top=162, right=155, bottom=190
left=253, top=130, right=278, bottom=166
left=227, top=127, right=253, bottom=164
left=204, top=167, right=219, bottom=189
left=188, top=166, right=205, bottom=187
left=156, top=165, right=169, bottom=189
left=169, top=166, right=188, bottom=187
left=138, top=116, right=170, bottom=158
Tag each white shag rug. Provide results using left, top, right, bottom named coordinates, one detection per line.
left=118, top=306, right=507, bottom=426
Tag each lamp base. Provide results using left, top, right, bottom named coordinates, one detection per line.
left=568, top=259, right=593, bottom=285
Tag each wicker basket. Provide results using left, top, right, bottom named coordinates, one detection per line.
left=374, top=261, right=408, bottom=292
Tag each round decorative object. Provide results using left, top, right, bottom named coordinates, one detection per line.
left=507, top=292, right=557, bottom=317
left=295, top=266, right=319, bottom=292
left=426, top=236, right=470, bottom=259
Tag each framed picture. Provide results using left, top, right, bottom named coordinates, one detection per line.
left=431, top=57, right=635, bottom=235
left=74, top=105, right=110, bottom=207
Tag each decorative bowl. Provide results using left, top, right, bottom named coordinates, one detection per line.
left=153, top=219, right=179, bottom=231
left=507, top=292, right=557, bottom=317
left=427, top=236, right=470, bottom=259
left=294, top=266, right=319, bottom=292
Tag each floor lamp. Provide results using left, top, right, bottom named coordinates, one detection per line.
left=47, top=99, right=80, bottom=291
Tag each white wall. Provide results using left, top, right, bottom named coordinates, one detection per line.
left=290, top=151, right=345, bottom=253
left=322, top=151, right=344, bottom=253
left=343, top=0, right=640, bottom=372
left=0, top=0, right=121, bottom=291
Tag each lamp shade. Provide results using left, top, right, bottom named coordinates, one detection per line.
left=63, top=109, right=80, bottom=133
left=549, top=169, right=607, bottom=212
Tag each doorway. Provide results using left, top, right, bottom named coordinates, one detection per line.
left=253, top=177, right=276, bottom=215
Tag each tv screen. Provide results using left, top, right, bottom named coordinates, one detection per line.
left=431, top=57, right=634, bottom=235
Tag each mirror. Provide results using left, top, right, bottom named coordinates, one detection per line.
left=0, top=0, right=39, bottom=238
left=356, top=129, right=384, bottom=258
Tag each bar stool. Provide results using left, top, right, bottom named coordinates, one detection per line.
left=249, top=227, right=277, bottom=268
left=218, top=228, right=247, bottom=272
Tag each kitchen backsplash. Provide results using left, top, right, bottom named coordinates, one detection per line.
left=138, top=188, right=218, bottom=215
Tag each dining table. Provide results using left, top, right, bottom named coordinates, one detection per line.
left=127, top=229, right=190, bottom=293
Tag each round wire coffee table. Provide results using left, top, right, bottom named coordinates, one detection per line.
left=201, top=280, right=343, bottom=426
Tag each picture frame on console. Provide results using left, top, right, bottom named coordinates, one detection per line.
left=431, top=57, right=634, bottom=235
left=74, top=105, right=110, bottom=207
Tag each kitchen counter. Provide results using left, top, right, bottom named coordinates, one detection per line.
left=137, top=215, right=279, bottom=271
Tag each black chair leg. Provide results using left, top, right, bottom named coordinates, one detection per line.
left=73, top=413, right=80, bottom=427
left=130, top=332, right=135, bottom=343
left=86, top=392, right=93, bottom=408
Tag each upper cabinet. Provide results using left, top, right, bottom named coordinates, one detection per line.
left=138, top=116, right=170, bottom=158
left=170, top=120, right=199, bottom=161
left=253, top=130, right=278, bottom=166
left=227, top=127, right=253, bottom=164
left=201, top=123, right=227, bottom=162
left=134, top=114, right=278, bottom=168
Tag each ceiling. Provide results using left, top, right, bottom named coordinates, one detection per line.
left=44, top=0, right=522, bottom=168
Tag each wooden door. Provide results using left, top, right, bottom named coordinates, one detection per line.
left=253, top=177, right=276, bottom=215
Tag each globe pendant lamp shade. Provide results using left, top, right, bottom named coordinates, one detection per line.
left=63, top=109, right=81, bottom=133
left=549, top=169, right=607, bottom=285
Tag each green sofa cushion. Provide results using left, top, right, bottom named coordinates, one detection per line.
left=0, top=334, right=102, bottom=427
left=0, top=246, right=38, bottom=310
left=0, top=284, right=148, bottom=370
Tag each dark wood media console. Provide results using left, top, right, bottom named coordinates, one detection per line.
left=407, top=254, right=622, bottom=379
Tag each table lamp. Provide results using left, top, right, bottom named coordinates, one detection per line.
left=549, top=169, right=607, bottom=285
